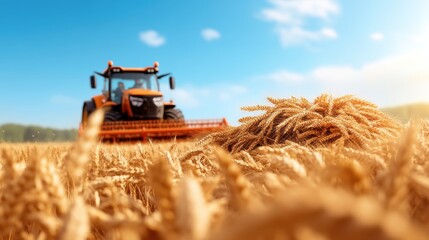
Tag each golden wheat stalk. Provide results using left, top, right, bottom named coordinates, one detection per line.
left=214, top=147, right=251, bottom=211
left=64, top=109, right=104, bottom=193
left=57, top=195, right=90, bottom=240
left=209, top=186, right=428, bottom=240
left=176, top=177, right=210, bottom=240
left=382, top=122, right=417, bottom=213
left=148, top=154, right=177, bottom=239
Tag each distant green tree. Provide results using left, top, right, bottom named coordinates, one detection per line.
left=44, top=129, right=57, bottom=142
left=24, top=126, right=38, bottom=142
left=1, top=124, right=25, bottom=142
left=0, top=124, right=78, bottom=143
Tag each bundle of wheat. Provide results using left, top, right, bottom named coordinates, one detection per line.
left=200, top=94, right=401, bottom=153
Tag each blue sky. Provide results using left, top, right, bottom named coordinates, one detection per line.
left=1, top=0, right=429, bottom=128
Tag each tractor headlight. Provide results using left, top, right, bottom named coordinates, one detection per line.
left=153, top=96, right=163, bottom=107
left=130, top=96, right=144, bottom=107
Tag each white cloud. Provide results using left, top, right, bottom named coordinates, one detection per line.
left=159, top=83, right=249, bottom=125
left=230, top=85, right=248, bottom=94
left=411, top=31, right=429, bottom=45
left=370, top=32, right=384, bottom=41
left=162, top=84, right=248, bottom=110
left=261, top=8, right=296, bottom=24
left=264, top=50, right=429, bottom=106
left=262, top=0, right=339, bottom=22
left=261, top=0, right=339, bottom=46
left=260, top=70, right=305, bottom=83
left=168, top=88, right=200, bottom=108
left=311, top=66, right=359, bottom=82
left=327, top=52, right=429, bottom=105
left=321, top=28, right=338, bottom=38
left=139, top=30, right=165, bottom=47
left=202, top=28, right=221, bottom=41
left=219, top=85, right=248, bottom=101
left=277, top=27, right=337, bottom=46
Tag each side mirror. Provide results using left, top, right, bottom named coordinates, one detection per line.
left=169, top=76, right=175, bottom=90
left=90, top=75, right=96, bottom=89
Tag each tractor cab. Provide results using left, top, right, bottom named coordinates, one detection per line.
left=108, top=72, right=160, bottom=103
left=87, top=61, right=176, bottom=121
left=94, top=61, right=174, bottom=100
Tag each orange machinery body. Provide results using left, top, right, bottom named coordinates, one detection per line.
left=82, top=94, right=229, bottom=142
left=80, top=61, right=229, bottom=141
left=79, top=118, right=229, bottom=142
left=92, top=89, right=164, bottom=118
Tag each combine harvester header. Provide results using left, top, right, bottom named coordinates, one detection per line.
left=79, top=61, right=228, bottom=142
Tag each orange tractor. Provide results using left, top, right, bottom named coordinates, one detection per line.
left=79, top=61, right=228, bottom=141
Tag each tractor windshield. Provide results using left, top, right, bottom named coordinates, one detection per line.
left=111, top=72, right=159, bottom=90
left=110, top=72, right=159, bottom=103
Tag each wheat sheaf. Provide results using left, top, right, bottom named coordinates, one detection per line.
left=201, top=94, right=401, bottom=153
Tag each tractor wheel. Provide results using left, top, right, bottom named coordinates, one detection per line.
left=82, top=105, right=90, bottom=127
left=104, top=111, right=122, bottom=122
left=82, top=101, right=95, bottom=127
left=163, top=108, right=184, bottom=120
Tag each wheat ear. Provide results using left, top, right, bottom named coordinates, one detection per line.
left=214, top=147, right=251, bottom=211
left=57, top=195, right=90, bottom=240
left=176, top=177, right=210, bottom=240
left=65, top=109, right=104, bottom=193
left=148, top=155, right=177, bottom=239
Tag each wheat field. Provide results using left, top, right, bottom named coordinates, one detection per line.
left=2, top=94, right=429, bottom=240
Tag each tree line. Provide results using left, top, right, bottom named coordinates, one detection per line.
left=0, top=124, right=78, bottom=142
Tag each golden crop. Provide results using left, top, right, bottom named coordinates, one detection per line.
left=1, top=94, right=429, bottom=240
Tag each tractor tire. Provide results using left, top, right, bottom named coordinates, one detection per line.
left=82, top=101, right=95, bottom=127
left=104, top=111, right=122, bottom=122
left=163, top=108, right=184, bottom=120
